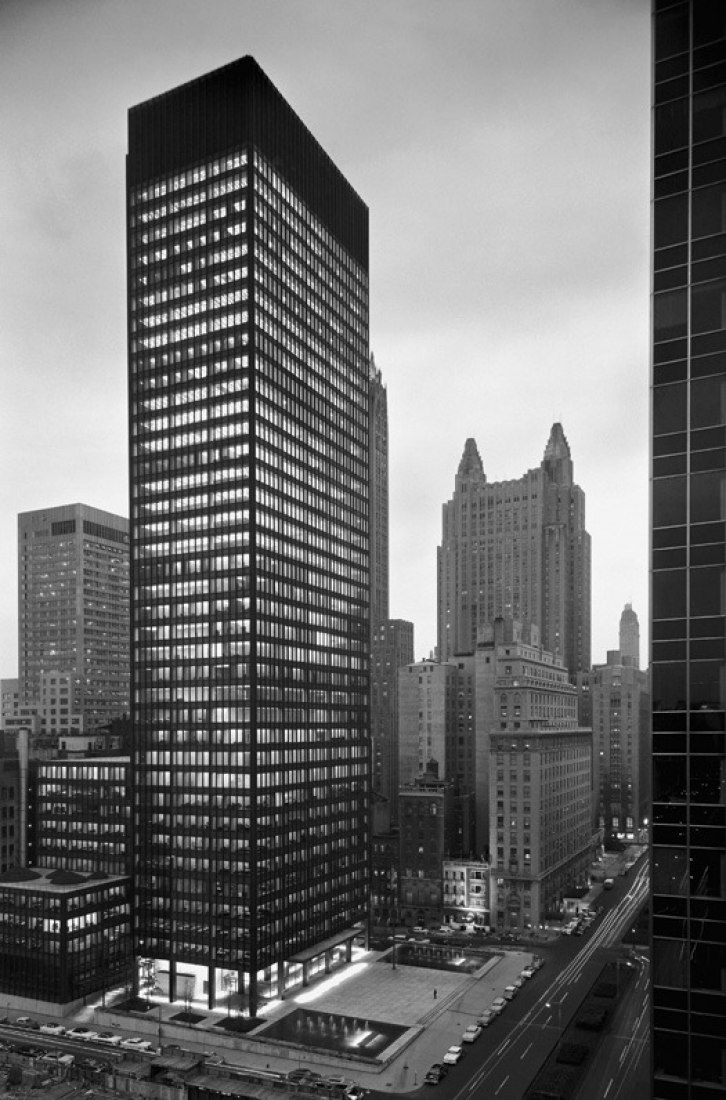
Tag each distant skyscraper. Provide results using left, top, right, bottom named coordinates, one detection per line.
left=651, top=2, right=726, bottom=1093
left=438, top=423, right=591, bottom=678
left=619, top=602, right=640, bottom=668
left=370, top=617, right=414, bottom=820
left=368, top=354, right=389, bottom=638
left=18, top=504, right=129, bottom=735
left=128, top=57, right=370, bottom=1015
left=579, top=620, right=649, bottom=844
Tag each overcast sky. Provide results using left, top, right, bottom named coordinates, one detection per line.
left=0, top=0, right=650, bottom=678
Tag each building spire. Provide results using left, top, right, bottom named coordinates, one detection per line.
left=456, top=438, right=485, bottom=485
left=542, top=422, right=573, bottom=485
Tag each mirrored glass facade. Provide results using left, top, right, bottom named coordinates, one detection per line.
left=127, top=57, right=370, bottom=1016
left=651, top=2, right=726, bottom=1094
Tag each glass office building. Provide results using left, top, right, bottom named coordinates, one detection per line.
left=651, top=2, right=726, bottom=1094
left=127, top=57, right=370, bottom=1015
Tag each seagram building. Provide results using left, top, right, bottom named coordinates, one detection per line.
left=127, top=57, right=370, bottom=1016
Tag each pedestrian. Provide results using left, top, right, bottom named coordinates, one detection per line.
left=433, top=988, right=437, bottom=999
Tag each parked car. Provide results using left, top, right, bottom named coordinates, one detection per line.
left=443, top=1045, right=464, bottom=1065
left=490, top=997, right=507, bottom=1014
left=462, top=1025, right=482, bottom=1043
left=477, top=1009, right=497, bottom=1027
left=15, top=1018, right=39, bottom=1029
left=503, top=985, right=518, bottom=1000
left=521, top=967, right=536, bottom=980
left=66, top=1027, right=98, bottom=1042
left=603, top=878, right=615, bottom=889
left=40, top=1023, right=66, bottom=1036
left=424, top=1063, right=448, bottom=1085
left=95, top=1032, right=123, bottom=1046
left=121, top=1037, right=153, bottom=1051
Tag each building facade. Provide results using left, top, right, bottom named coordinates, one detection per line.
left=18, top=504, right=130, bottom=736
left=489, top=727, right=593, bottom=931
left=128, top=57, right=370, bottom=1016
left=368, top=354, right=389, bottom=639
left=442, top=858, right=490, bottom=928
left=437, top=423, right=591, bottom=679
left=370, top=618, right=414, bottom=820
left=579, top=642, right=650, bottom=843
left=651, top=2, right=726, bottom=1093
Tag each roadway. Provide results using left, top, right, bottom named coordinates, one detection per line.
left=372, top=854, right=650, bottom=1100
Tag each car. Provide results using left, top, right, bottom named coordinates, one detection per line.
left=40, top=1023, right=66, bottom=1036
left=95, top=1032, right=123, bottom=1046
left=503, top=985, right=518, bottom=1000
left=490, top=997, right=507, bottom=1014
left=437, top=926, right=455, bottom=935
left=521, top=967, right=536, bottom=980
left=120, top=1037, right=153, bottom=1051
left=424, top=1063, right=448, bottom=1085
left=477, top=1009, right=497, bottom=1027
left=66, top=1027, right=98, bottom=1042
left=413, top=925, right=427, bottom=933
left=532, top=956, right=545, bottom=969
left=15, top=1017, right=39, bottom=1029
left=443, top=1045, right=464, bottom=1065
left=513, top=976, right=526, bottom=989
left=462, top=1025, right=482, bottom=1043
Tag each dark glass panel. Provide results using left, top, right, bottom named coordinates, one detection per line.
left=655, top=192, right=689, bottom=248
left=653, top=756, right=688, bottom=802
left=655, top=802, right=687, bottom=823
left=693, top=181, right=726, bottom=238
left=692, top=279, right=726, bottom=334
left=690, top=470, right=726, bottom=523
left=692, top=638, right=726, bottom=660
left=653, top=729, right=688, bottom=748
left=690, top=566, right=725, bottom=616
left=692, top=255, right=726, bottom=284
left=689, top=724, right=725, bottom=743
left=691, top=615, right=726, bottom=637
left=654, top=265, right=688, bottom=292
left=654, top=360, right=687, bottom=385
left=690, top=520, right=726, bottom=543
left=693, top=159, right=726, bottom=189
left=691, top=544, right=725, bottom=565
left=660, top=96, right=690, bottom=151
left=691, top=1033, right=726, bottom=1087
left=691, top=427, right=726, bottom=451
left=653, top=431, right=687, bottom=456
left=692, top=233, right=726, bottom=262
left=691, top=448, right=726, bottom=471
left=654, top=337, right=688, bottom=363
left=654, top=894, right=688, bottom=915
left=656, top=150, right=690, bottom=178
left=693, top=61, right=726, bottom=94
left=693, top=137, right=726, bottom=167
left=654, top=824, right=688, bottom=845
left=652, top=661, right=687, bottom=710
left=692, top=376, right=726, bottom=429
left=653, top=547, right=687, bottom=569
left=655, top=243, right=689, bottom=269
left=694, top=0, right=726, bottom=47
left=654, top=478, right=687, bottom=529
left=693, top=85, right=726, bottom=143
left=653, top=640, right=687, bottom=661
left=655, top=6, right=689, bottom=60
left=690, top=659, right=725, bottom=710
left=653, top=618, right=687, bottom=638
left=690, top=849, right=724, bottom=896
left=651, top=519, right=686, bottom=545
left=653, top=939, right=690, bottom=993
left=654, top=455, right=687, bottom=477
left=655, top=171, right=690, bottom=198
left=656, top=52, right=689, bottom=82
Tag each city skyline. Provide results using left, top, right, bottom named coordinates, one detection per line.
left=0, top=0, right=651, bottom=676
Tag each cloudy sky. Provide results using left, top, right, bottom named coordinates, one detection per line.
left=0, top=0, right=650, bottom=678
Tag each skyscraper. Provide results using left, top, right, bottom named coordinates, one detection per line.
left=368, top=354, right=389, bottom=639
left=128, top=57, right=370, bottom=1016
left=437, top=423, right=591, bottom=678
left=18, top=504, right=130, bottom=736
left=651, top=2, right=726, bottom=1093
left=619, top=602, right=641, bottom=668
